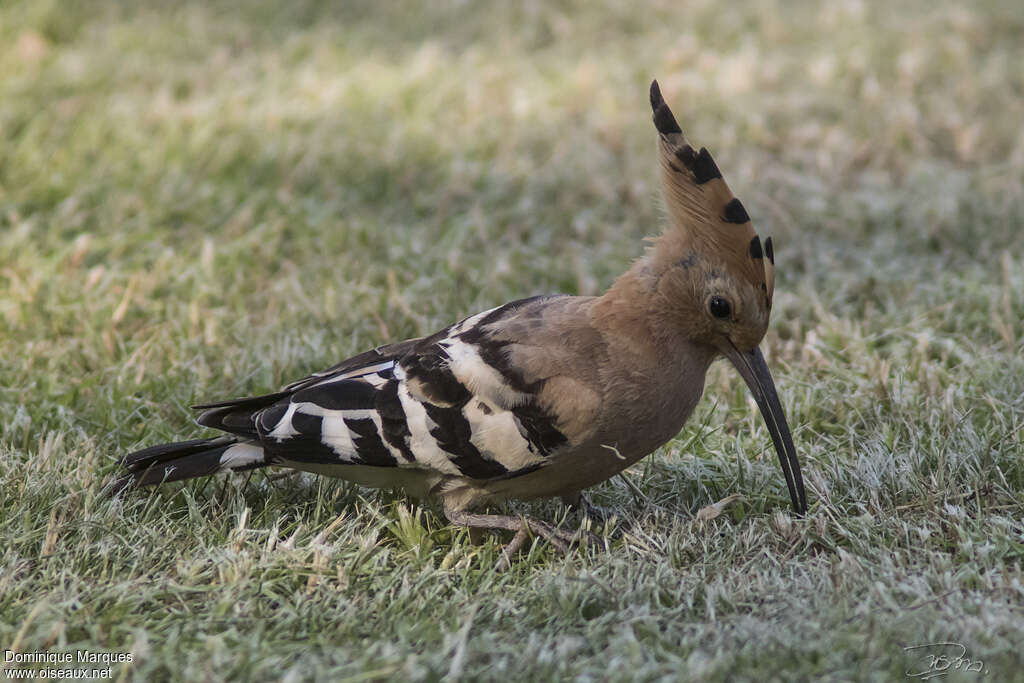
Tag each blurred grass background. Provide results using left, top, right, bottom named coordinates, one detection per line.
left=1, top=0, right=1023, bottom=680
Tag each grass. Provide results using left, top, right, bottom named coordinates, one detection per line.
left=2, top=0, right=1023, bottom=680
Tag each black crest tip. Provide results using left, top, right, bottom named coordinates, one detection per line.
left=692, top=147, right=723, bottom=184
left=673, top=145, right=697, bottom=167
left=650, top=80, right=682, bottom=135
left=749, top=235, right=763, bottom=259
left=764, top=236, right=775, bottom=264
left=692, top=147, right=724, bottom=184
left=723, top=197, right=750, bottom=224
left=649, top=79, right=664, bottom=111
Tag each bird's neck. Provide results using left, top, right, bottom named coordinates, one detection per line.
left=593, top=256, right=689, bottom=351
left=585, top=257, right=716, bottom=459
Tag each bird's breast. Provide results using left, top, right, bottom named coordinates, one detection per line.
left=481, top=350, right=713, bottom=502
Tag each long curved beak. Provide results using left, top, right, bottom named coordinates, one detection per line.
left=724, top=343, right=807, bottom=514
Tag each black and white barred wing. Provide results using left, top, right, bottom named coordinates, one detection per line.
left=123, top=344, right=416, bottom=486
left=210, top=297, right=571, bottom=482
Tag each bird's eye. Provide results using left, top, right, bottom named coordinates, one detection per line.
left=708, top=296, right=731, bottom=319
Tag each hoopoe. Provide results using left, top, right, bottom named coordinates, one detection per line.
left=121, top=81, right=807, bottom=561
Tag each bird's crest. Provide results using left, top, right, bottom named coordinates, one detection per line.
left=649, top=80, right=774, bottom=309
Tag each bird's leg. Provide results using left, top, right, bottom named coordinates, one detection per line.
left=497, top=529, right=529, bottom=570
left=559, top=492, right=630, bottom=542
left=466, top=527, right=488, bottom=545
left=444, top=509, right=588, bottom=569
left=266, top=470, right=301, bottom=483
left=560, top=491, right=611, bottom=524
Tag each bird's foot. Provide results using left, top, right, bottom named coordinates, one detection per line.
left=444, top=509, right=596, bottom=570
left=560, top=492, right=613, bottom=525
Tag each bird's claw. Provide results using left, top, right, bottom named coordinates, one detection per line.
left=444, top=509, right=596, bottom=570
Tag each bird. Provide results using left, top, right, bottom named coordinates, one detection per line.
left=120, top=80, right=807, bottom=564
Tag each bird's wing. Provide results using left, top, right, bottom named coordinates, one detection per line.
left=192, top=295, right=601, bottom=481
left=279, top=338, right=423, bottom=393
left=190, top=338, right=421, bottom=437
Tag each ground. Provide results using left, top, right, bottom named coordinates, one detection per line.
left=1, top=1, right=1023, bottom=680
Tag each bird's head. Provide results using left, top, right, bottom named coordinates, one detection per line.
left=646, top=80, right=806, bottom=514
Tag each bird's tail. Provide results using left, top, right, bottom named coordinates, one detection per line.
left=119, top=436, right=267, bottom=487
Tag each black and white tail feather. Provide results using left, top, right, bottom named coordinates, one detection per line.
left=120, top=297, right=568, bottom=489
